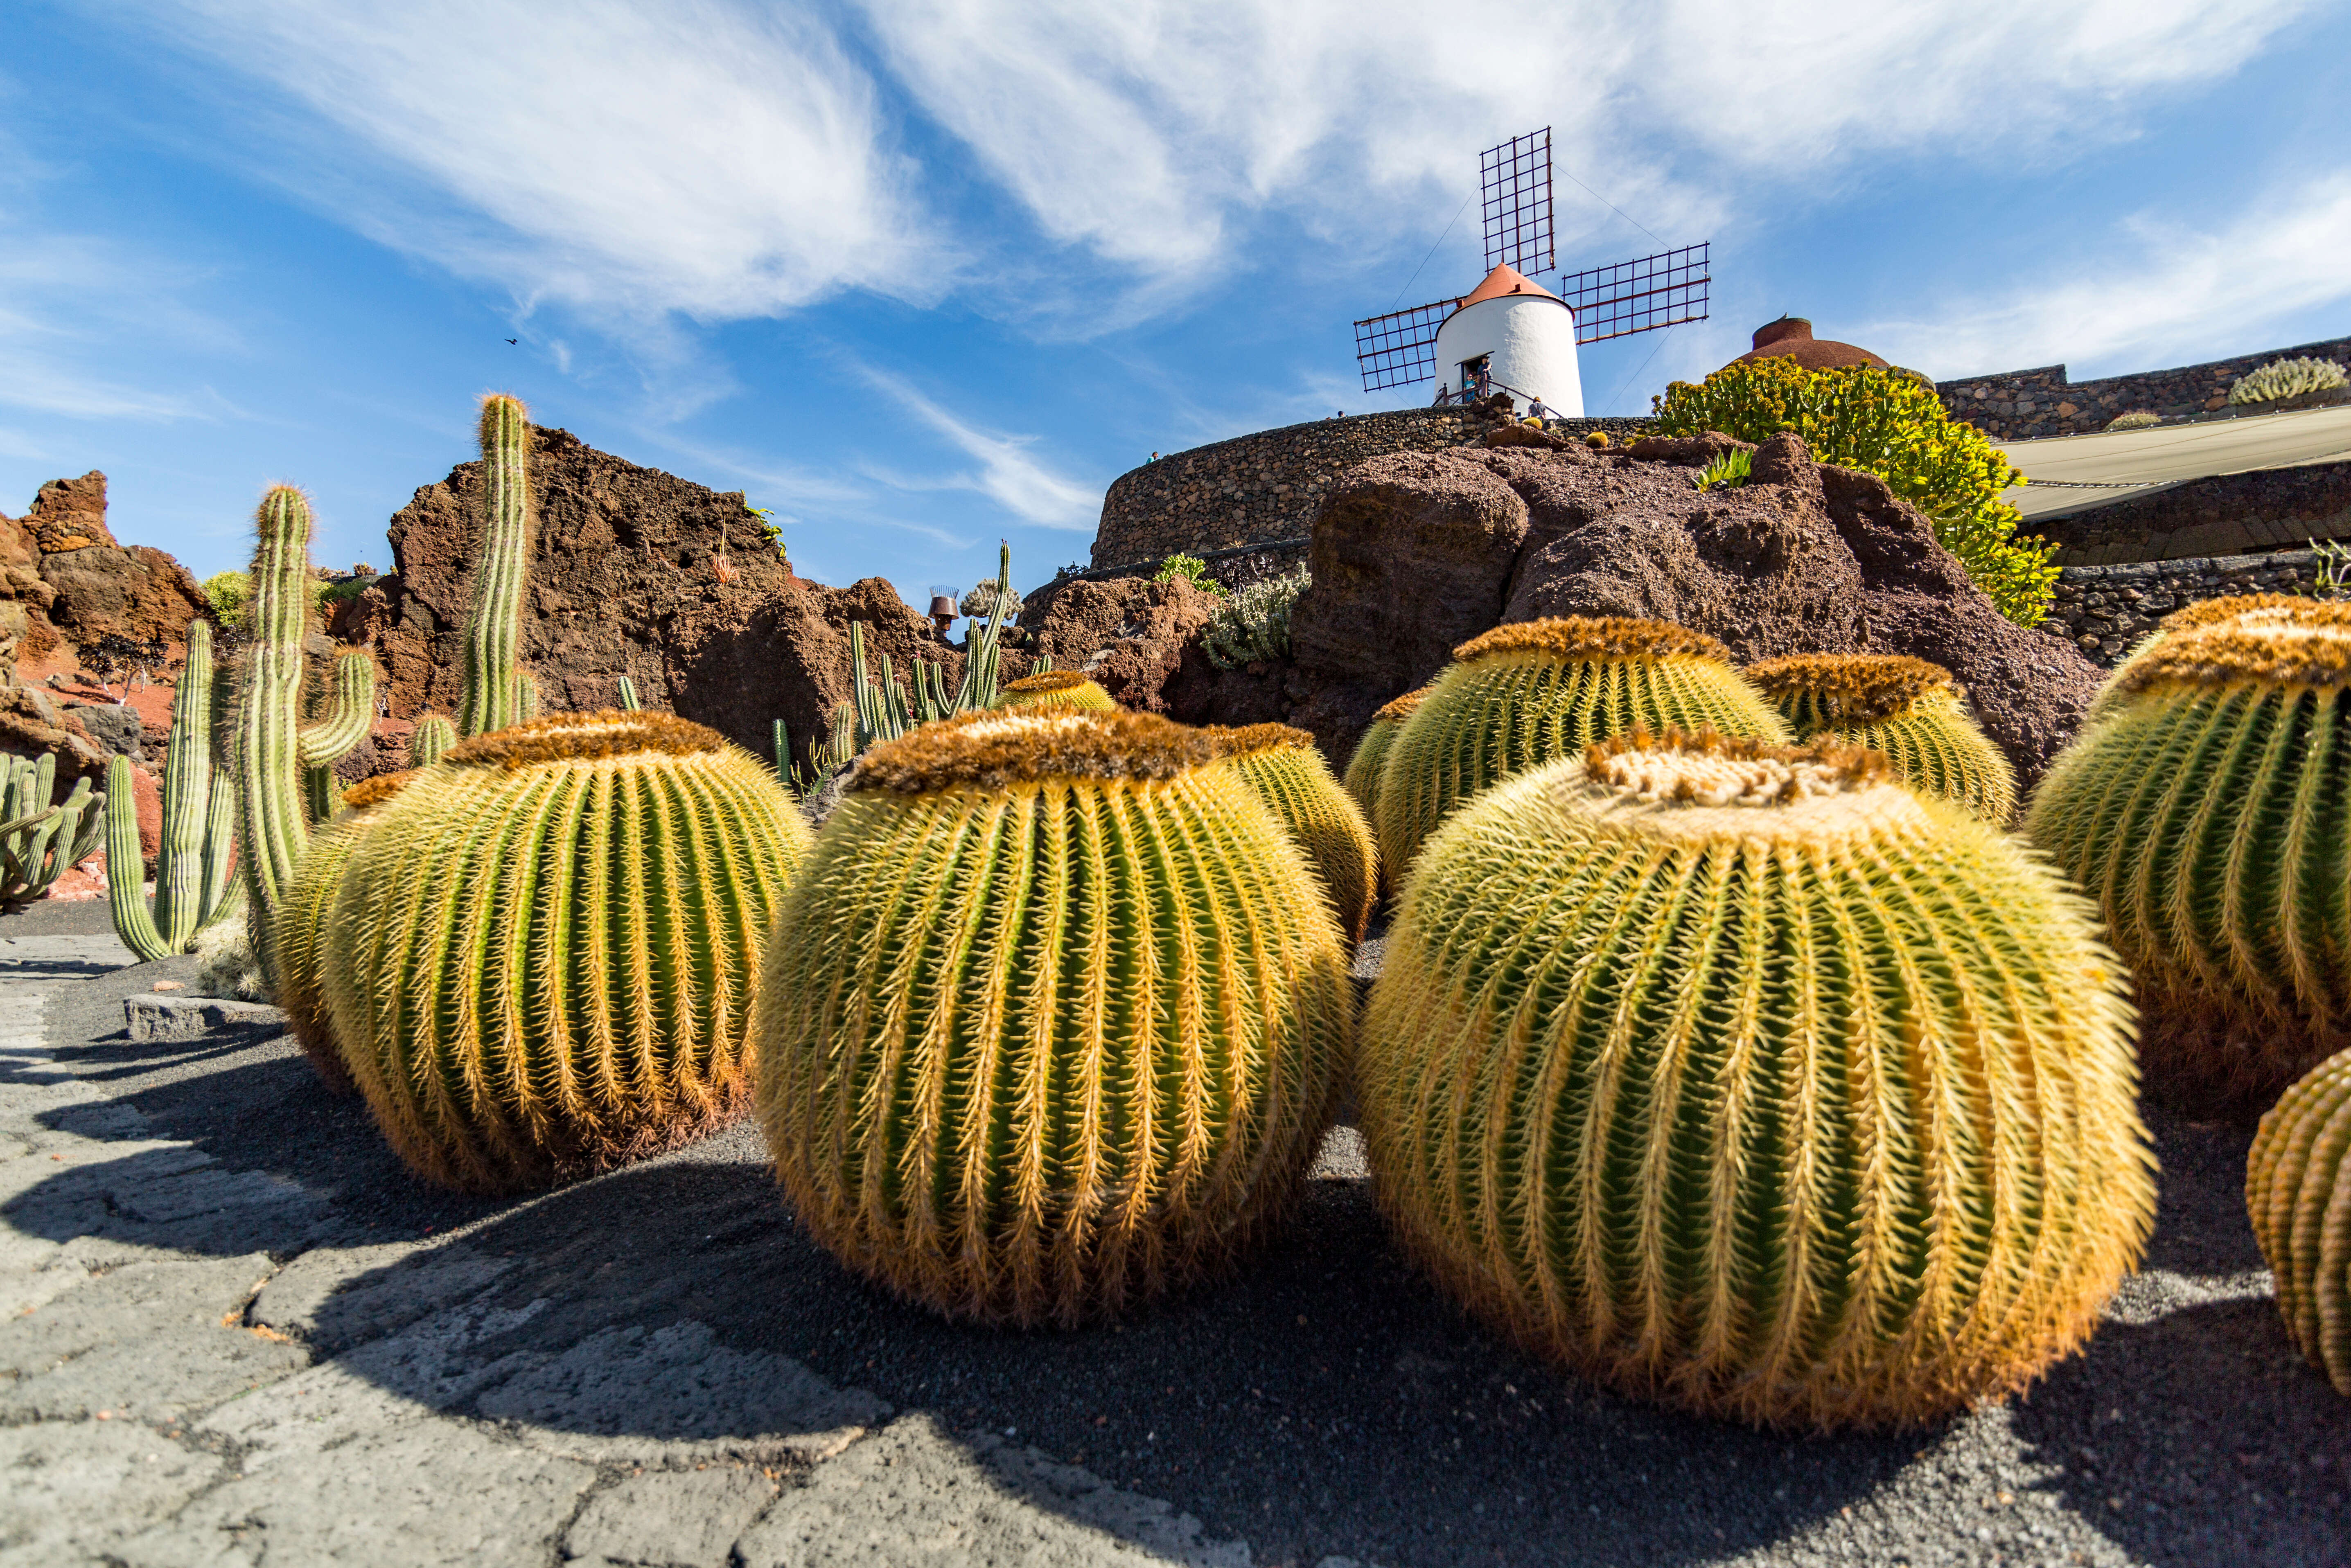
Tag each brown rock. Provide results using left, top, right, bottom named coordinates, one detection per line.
left=39, top=543, right=208, bottom=651
left=20, top=472, right=118, bottom=554
left=0, top=685, right=111, bottom=789
left=1018, top=576, right=1222, bottom=712
left=1621, top=433, right=1755, bottom=468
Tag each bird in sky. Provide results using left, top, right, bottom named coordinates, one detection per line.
left=504, top=337, right=517, bottom=345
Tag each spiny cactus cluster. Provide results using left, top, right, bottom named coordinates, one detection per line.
left=756, top=707, right=1350, bottom=1326
left=2028, top=597, right=2351, bottom=1105
left=1201, top=566, right=1309, bottom=669
left=1208, top=723, right=1377, bottom=946
left=1375, top=616, right=1787, bottom=877
left=327, top=712, right=812, bottom=1193
left=2228, top=356, right=2348, bottom=406
left=1342, top=687, right=1423, bottom=826
left=0, top=752, right=102, bottom=905
left=2247, top=1047, right=2351, bottom=1395
left=1361, top=726, right=2154, bottom=1429
left=1744, top=652, right=2016, bottom=820
left=107, top=620, right=237, bottom=958
left=992, top=669, right=1115, bottom=712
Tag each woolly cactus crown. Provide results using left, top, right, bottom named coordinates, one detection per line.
left=442, top=710, right=723, bottom=769
left=2116, top=606, right=2351, bottom=694
left=1206, top=722, right=1318, bottom=759
left=1455, top=616, right=1731, bottom=666
left=1001, top=669, right=1095, bottom=696
left=341, top=770, right=415, bottom=810
left=1742, top=653, right=1956, bottom=724
left=850, top=707, right=1218, bottom=795
left=1374, top=688, right=1429, bottom=723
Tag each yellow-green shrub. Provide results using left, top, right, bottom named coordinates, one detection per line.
left=1652, top=360, right=2055, bottom=627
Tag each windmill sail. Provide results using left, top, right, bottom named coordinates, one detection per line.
left=1557, top=244, right=1711, bottom=345
left=1481, top=128, right=1553, bottom=276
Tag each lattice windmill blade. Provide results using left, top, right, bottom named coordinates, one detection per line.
left=1481, top=128, right=1553, bottom=276
left=1354, top=296, right=1462, bottom=392
left=1558, top=243, right=1711, bottom=345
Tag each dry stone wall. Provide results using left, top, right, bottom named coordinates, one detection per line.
left=2046, top=549, right=2332, bottom=665
left=1936, top=333, right=2351, bottom=441
left=2035, top=460, right=2351, bottom=565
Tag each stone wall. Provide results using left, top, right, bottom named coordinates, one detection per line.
left=2034, top=460, right=2351, bottom=564
left=1089, top=409, right=1652, bottom=569
left=2046, top=549, right=2332, bottom=665
left=1936, top=333, right=2351, bottom=441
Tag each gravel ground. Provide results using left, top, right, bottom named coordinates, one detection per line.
left=3, top=898, right=2346, bottom=1567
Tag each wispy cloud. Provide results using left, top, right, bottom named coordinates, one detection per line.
left=860, top=370, right=1100, bottom=529
left=1868, top=168, right=2351, bottom=379
left=0, top=219, right=244, bottom=422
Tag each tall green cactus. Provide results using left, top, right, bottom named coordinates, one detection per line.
left=0, top=752, right=102, bottom=905
left=2028, top=599, right=2351, bottom=1107
left=1744, top=652, right=2017, bottom=821
left=228, top=486, right=378, bottom=979
left=1209, top=723, right=1377, bottom=946
left=991, top=670, right=1115, bottom=712
left=407, top=715, right=455, bottom=768
left=323, top=712, right=812, bottom=1193
left=1375, top=617, right=1788, bottom=881
left=755, top=707, right=1351, bottom=1326
left=826, top=543, right=1018, bottom=765
left=107, top=620, right=240, bottom=960
left=457, top=393, right=532, bottom=738
left=1360, top=727, right=2155, bottom=1430
left=2247, top=1045, right=2351, bottom=1396
left=616, top=675, right=641, bottom=712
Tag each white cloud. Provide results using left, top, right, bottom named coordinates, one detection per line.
left=1866, top=169, right=2351, bottom=380
left=126, top=0, right=937, bottom=322
left=0, top=225, right=242, bottom=422
left=860, top=371, right=1100, bottom=529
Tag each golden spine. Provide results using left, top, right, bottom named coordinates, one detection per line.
left=1744, top=652, right=2016, bottom=821
left=992, top=669, right=1117, bottom=712
left=2247, top=1047, right=2351, bottom=1395
left=1210, top=724, right=1379, bottom=946
left=273, top=770, right=414, bottom=1093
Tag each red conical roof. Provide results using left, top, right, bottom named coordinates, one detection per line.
left=1457, top=264, right=1561, bottom=309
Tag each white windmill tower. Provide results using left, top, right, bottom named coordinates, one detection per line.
left=1354, top=130, right=1711, bottom=416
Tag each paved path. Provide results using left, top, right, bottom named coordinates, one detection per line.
left=2, top=918, right=2346, bottom=1566
left=1997, top=403, right=2351, bottom=521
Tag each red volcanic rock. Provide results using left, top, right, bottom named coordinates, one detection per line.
left=0, top=475, right=207, bottom=663
left=1018, top=575, right=1222, bottom=712
left=20, top=472, right=119, bottom=554
left=1725, top=317, right=1891, bottom=374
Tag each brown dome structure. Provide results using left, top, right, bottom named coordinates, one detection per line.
left=1726, top=317, right=1890, bottom=373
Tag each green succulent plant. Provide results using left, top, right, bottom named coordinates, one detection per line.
left=1743, top=652, right=2016, bottom=820
left=2229, top=356, right=2347, bottom=406
left=754, top=707, right=1351, bottom=1326
left=2027, top=599, right=2351, bottom=1107
left=406, top=716, right=455, bottom=768
left=0, top=752, right=102, bottom=905
left=323, top=711, right=812, bottom=1193
left=107, top=619, right=239, bottom=958
left=991, top=669, right=1117, bottom=712
left=273, top=770, right=414, bottom=1093
left=1694, top=448, right=1752, bottom=491
left=1360, top=727, right=2155, bottom=1431
left=1202, top=566, right=1308, bottom=669
left=1209, top=723, right=1378, bottom=946
left=1375, top=617, right=1788, bottom=880
left=2247, top=1046, right=2351, bottom=1396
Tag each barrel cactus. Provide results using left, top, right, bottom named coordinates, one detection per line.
left=1361, top=727, right=2154, bottom=1430
left=1744, top=653, right=2016, bottom=820
left=2247, top=1047, right=2351, bottom=1395
left=2027, top=599, right=2351, bottom=1106
left=1209, top=723, right=1378, bottom=946
left=1342, top=687, right=1425, bottom=825
left=755, top=707, right=1351, bottom=1327
left=1376, top=617, right=1787, bottom=878
left=273, top=770, right=415, bottom=1094
left=991, top=669, right=1117, bottom=712
left=323, top=712, right=812, bottom=1193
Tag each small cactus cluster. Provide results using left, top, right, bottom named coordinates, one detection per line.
left=2228, top=356, right=2347, bottom=406
left=2247, top=1047, right=2351, bottom=1396
left=2028, top=596, right=2351, bottom=1105
left=1361, top=726, right=2154, bottom=1429
left=992, top=669, right=1116, bottom=712
left=0, top=752, right=102, bottom=905
left=1744, top=652, right=2016, bottom=820
left=1374, top=617, right=1788, bottom=877
left=1208, top=723, right=1378, bottom=946
left=327, top=712, right=812, bottom=1193
left=755, top=708, right=1350, bottom=1326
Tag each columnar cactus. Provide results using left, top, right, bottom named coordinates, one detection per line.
left=1375, top=617, right=1787, bottom=878
left=458, top=394, right=533, bottom=737
left=0, top=753, right=102, bottom=905
left=755, top=707, right=1352, bottom=1326
left=2247, top=1047, right=2351, bottom=1395
left=1209, top=723, right=1378, bottom=945
left=1361, top=728, right=2154, bottom=1430
left=227, top=486, right=377, bottom=977
left=273, top=770, right=413, bottom=1092
left=990, top=669, right=1116, bottom=712
left=1342, top=687, right=1425, bottom=825
left=1744, top=652, right=2016, bottom=820
left=108, top=620, right=239, bottom=959
left=323, top=712, right=812, bottom=1193
left=2027, top=599, right=2351, bottom=1105
left=407, top=715, right=455, bottom=768
left=616, top=675, right=641, bottom=712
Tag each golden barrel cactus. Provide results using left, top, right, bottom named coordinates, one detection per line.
left=1744, top=652, right=2016, bottom=820
left=1342, top=687, right=1426, bottom=826
left=993, top=669, right=1117, bottom=712
left=1375, top=617, right=1787, bottom=878
left=323, top=712, right=812, bottom=1194
left=1361, top=727, right=2154, bottom=1431
left=2247, top=1047, right=2351, bottom=1396
left=2027, top=600, right=2351, bottom=1106
left=755, top=707, right=1351, bottom=1327
left=1209, top=723, right=1379, bottom=946
left=273, top=770, right=415, bottom=1093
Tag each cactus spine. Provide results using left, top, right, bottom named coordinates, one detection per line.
left=323, top=712, right=812, bottom=1193
left=1210, top=724, right=1378, bottom=946
left=755, top=708, right=1352, bottom=1326
left=1744, top=653, right=2016, bottom=821
left=457, top=394, right=532, bottom=737
left=1375, top=617, right=1788, bottom=879
left=107, top=620, right=240, bottom=959
left=991, top=669, right=1116, bottom=712
left=407, top=715, right=455, bottom=768
left=0, top=753, right=102, bottom=905
left=273, top=770, right=413, bottom=1092
left=1360, top=728, right=2155, bottom=1430
left=228, top=486, right=377, bottom=975
left=2247, top=1047, right=2351, bottom=1395
left=2027, top=600, right=2351, bottom=1106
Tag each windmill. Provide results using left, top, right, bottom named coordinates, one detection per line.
left=1353, top=128, right=1709, bottom=417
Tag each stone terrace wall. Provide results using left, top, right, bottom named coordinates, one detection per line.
left=2035, top=460, right=2351, bottom=565
left=1089, top=409, right=1652, bottom=570
left=2046, top=549, right=2329, bottom=665
left=1936, top=333, right=2351, bottom=442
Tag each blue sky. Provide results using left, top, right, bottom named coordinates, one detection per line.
left=6, top=2, right=2351, bottom=602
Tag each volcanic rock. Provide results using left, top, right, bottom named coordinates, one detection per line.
left=1283, top=430, right=2099, bottom=786
left=0, top=473, right=207, bottom=662
left=1018, top=575, right=1223, bottom=712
